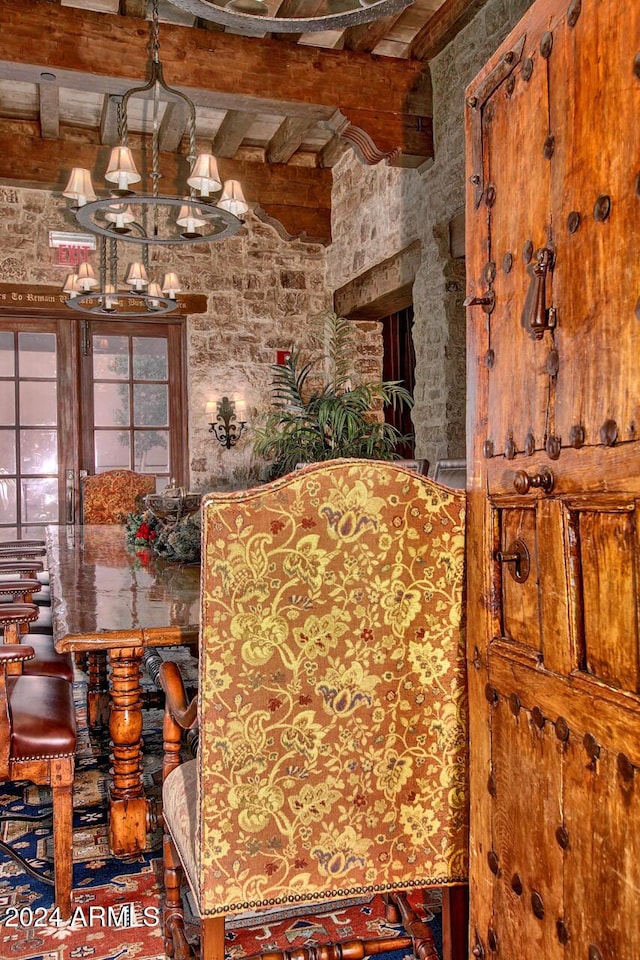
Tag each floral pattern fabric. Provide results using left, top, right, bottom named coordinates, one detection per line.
left=195, top=459, right=467, bottom=917
left=82, top=470, right=155, bottom=524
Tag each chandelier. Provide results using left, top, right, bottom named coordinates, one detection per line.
left=62, top=0, right=249, bottom=248
left=62, top=236, right=179, bottom=317
left=163, top=0, right=415, bottom=33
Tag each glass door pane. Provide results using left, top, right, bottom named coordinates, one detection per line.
left=0, top=324, right=69, bottom=539
left=83, top=320, right=185, bottom=492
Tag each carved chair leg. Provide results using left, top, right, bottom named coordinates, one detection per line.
left=163, top=832, right=191, bottom=959
left=52, top=778, right=74, bottom=919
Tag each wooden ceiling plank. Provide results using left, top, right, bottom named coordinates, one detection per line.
left=158, top=100, right=189, bottom=153
left=99, top=93, right=119, bottom=145
left=60, top=0, right=120, bottom=12
left=211, top=110, right=257, bottom=158
left=38, top=81, right=59, bottom=140
left=265, top=117, right=315, bottom=164
left=343, top=15, right=401, bottom=53
left=409, top=0, right=490, bottom=60
left=0, top=0, right=433, bottom=162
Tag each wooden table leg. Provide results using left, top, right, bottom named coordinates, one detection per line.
left=108, top=645, right=150, bottom=856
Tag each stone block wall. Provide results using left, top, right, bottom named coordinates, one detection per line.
left=327, top=0, right=535, bottom=467
left=0, top=187, right=331, bottom=490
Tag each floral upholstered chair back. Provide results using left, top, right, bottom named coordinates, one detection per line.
left=82, top=469, right=155, bottom=524
left=196, top=459, right=467, bottom=918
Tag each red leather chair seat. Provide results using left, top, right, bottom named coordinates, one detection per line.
left=21, top=634, right=74, bottom=682
left=8, top=675, right=76, bottom=760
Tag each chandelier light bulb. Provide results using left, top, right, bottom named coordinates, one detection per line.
left=217, top=180, right=249, bottom=219
left=76, top=262, right=98, bottom=292
left=187, top=154, right=222, bottom=198
left=104, top=203, right=136, bottom=232
left=125, top=261, right=149, bottom=290
left=62, top=168, right=97, bottom=207
left=161, top=272, right=181, bottom=299
left=62, top=272, right=80, bottom=297
left=105, top=146, right=141, bottom=192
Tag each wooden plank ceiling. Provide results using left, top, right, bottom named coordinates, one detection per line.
left=0, top=0, right=485, bottom=243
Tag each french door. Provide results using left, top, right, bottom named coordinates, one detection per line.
left=0, top=314, right=187, bottom=539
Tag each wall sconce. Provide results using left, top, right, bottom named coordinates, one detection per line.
left=207, top=397, right=247, bottom=449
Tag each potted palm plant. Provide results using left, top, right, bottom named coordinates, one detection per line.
left=252, top=311, right=414, bottom=478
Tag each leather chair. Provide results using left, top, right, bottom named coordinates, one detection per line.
left=159, top=459, right=468, bottom=960
left=0, top=644, right=76, bottom=918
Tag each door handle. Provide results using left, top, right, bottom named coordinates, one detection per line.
left=495, top=537, right=530, bottom=582
left=513, top=467, right=554, bottom=494
left=65, top=470, right=75, bottom=524
left=527, top=247, right=555, bottom=338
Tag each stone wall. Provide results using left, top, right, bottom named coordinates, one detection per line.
left=327, top=0, right=535, bottom=467
left=0, top=187, right=330, bottom=490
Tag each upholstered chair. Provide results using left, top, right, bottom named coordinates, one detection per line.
left=160, top=459, right=468, bottom=960
left=81, top=469, right=155, bottom=525
left=0, top=644, right=76, bottom=917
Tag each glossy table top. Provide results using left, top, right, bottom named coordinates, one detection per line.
left=46, top=525, right=200, bottom=651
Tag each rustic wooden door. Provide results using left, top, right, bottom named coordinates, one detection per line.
left=465, top=1, right=640, bottom=957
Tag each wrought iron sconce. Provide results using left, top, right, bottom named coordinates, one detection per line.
left=207, top=397, right=246, bottom=449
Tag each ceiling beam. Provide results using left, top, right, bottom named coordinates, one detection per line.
left=410, top=0, right=490, bottom=61
left=0, top=0, right=433, bottom=164
left=212, top=110, right=257, bottom=159
left=265, top=117, right=315, bottom=165
left=38, top=81, right=59, bottom=140
left=0, top=119, right=332, bottom=243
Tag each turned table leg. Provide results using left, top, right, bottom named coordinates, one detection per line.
left=108, top=645, right=150, bottom=855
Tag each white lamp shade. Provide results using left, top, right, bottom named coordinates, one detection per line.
left=147, top=282, right=163, bottom=299
left=187, top=154, right=222, bottom=197
left=235, top=399, right=247, bottom=420
left=125, top=261, right=149, bottom=290
left=161, top=273, right=181, bottom=298
left=62, top=272, right=80, bottom=297
left=105, top=146, right=141, bottom=189
left=176, top=204, right=208, bottom=230
left=217, top=179, right=249, bottom=218
left=62, top=168, right=97, bottom=206
left=76, top=262, right=98, bottom=291
left=105, top=203, right=136, bottom=227
left=205, top=400, right=217, bottom=418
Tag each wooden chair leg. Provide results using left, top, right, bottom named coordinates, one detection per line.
left=441, top=885, right=469, bottom=960
left=163, top=832, right=191, bottom=959
left=52, top=773, right=74, bottom=919
left=201, top=916, right=226, bottom=960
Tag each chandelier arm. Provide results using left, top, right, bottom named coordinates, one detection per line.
left=162, top=0, right=414, bottom=33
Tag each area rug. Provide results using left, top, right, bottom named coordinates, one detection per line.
left=0, top=662, right=443, bottom=960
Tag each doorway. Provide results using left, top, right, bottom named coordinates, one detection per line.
left=0, top=314, right=187, bottom=539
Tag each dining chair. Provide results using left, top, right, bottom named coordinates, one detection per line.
left=80, top=469, right=156, bottom=724
left=81, top=468, right=156, bottom=524
left=159, top=458, right=468, bottom=960
left=0, top=643, right=76, bottom=918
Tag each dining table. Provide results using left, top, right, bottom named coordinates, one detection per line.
left=46, top=524, right=200, bottom=857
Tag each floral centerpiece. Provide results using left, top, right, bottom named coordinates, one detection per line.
left=125, top=509, right=201, bottom=564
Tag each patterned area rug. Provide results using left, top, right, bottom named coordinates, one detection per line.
left=0, top=660, right=443, bottom=960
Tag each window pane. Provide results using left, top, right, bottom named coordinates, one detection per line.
left=0, top=382, right=15, bottom=425
left=0, top=332, right=14, bottom=377
left=93, top=336, right=129, bottom=380
left=0, top=527, right=19, bottom=542
left=0, top=431, right=16, bottom=473
left=94, top=382, right=130, bottom=427
left=21, top=478, right=58, bottom=523
left=18, top=333, right=57, bottom=378
left=133, top=337, right=168, bottom=380
left=19, top=381, right=57, bottom=427
left=20, top=430, right=58, bottom=474
left=0, top=471, right=17, bottom=523
left=135, top=431, right=169, bottom=473
left=95, top=431, right=130, bottom=472
left=133, top=383, right=168, bottom=427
